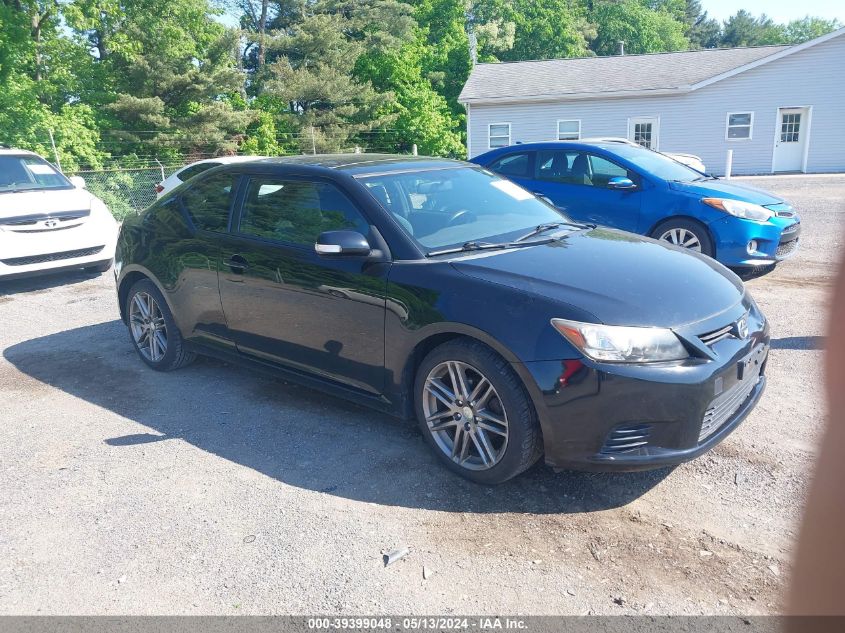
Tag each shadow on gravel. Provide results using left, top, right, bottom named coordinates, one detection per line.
left=0, top=269, right=105, bottom=296
left=770, top=335, right=825, bottom=350
left=5, top=321, right=671, bottom=515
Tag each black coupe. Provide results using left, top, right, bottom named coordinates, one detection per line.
left=114, top=155, right=769, bottom=483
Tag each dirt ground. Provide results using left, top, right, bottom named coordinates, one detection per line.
left=0, top=174, right=840, bottom=615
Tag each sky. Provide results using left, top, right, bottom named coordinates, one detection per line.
left=703, top=0, right=845, bottom=23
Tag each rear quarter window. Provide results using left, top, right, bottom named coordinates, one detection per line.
left=179, top=173, right=236, bottom=232
left=488, top=153, right=531, bottom=178
left=177, top=162, right=220, bottom=182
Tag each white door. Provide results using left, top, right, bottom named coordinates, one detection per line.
left=628, top=117, right=660, bottom=150
left=773, top=107, right=809, bottom=172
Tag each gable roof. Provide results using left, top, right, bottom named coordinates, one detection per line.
left=459, top=27, right=845, bottom=105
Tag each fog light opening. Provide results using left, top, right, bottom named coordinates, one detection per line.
left=747, top=240, right=758, bottom=255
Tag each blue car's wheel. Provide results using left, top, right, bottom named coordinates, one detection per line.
left=652, top=218, right=714, bottom=258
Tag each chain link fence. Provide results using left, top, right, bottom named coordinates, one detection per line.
left=67, top=146, right=418, bottom=220
left=68, top=164, right=183, bottom=221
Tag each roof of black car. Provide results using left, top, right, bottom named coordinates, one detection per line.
left=254, top=154, right=465, bottom=176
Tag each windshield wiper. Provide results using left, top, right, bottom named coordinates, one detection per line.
left=515, top=221, right=594, bottom=242
left=426, top=241, right=511, bottom=257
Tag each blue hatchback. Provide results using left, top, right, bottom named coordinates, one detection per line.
left=471, top=141, right=801, bottom=269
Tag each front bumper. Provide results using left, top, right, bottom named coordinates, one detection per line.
left=0, top=216, right=117, bottom=279
left=515, top=304, right=770, bottom=472
left=709, top=213, right=801, bottom=268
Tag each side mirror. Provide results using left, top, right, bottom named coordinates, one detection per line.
left=315, top=230, right=372, bottom=257
left=69, top=175, right=87, bottom=189
left=607, top=177, right=636, bottom=191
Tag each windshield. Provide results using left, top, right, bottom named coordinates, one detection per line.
left=610, top=145, right=706, bottom=182
left=359, top=166, right=567, bottom=251
left=0, top=155, right=72, bottom=193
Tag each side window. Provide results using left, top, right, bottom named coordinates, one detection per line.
left=238, top=178, right=369, bottom=247
left=180, top=172, right=236, bottom=232
left=536, top=150, right=579, bottom=183
left=177, top=162, right=219, bottom=182
left=488, top=153, right=530, bottom=178
left=588, top=155, right=638, bottom=188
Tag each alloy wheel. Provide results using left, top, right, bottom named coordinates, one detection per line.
left=129, top=292, right=168, bottom=363
left=421, top=360, right=509, bottom=471
left=659, top=227, right=702, bottom=252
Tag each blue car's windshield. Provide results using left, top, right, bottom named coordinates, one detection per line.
left=359, top=166, right=569, bottom=251
left=611, top=145, right=706, bottom=182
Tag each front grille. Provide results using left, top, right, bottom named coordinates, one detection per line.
left=601, top=424, right=652, bottom=454
left=1, top=210, right=90, bottom=226
left=699, top=375, right=760, bottom=442
left=775, top=210, right=796, bottom=218
left=776, top=238, right=799, bottom=258
left=1, top=245, right=104, bottom=267
left=699, top=324, right=734, bottom=347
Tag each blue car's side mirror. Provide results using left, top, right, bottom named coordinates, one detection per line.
left=607, top=177, right=637, bottom=190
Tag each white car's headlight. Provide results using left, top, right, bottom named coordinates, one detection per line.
left=551, top=318, right=688, bottom=363
left=702, top=198, right=773, bottom=222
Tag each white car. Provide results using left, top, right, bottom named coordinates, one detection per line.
left=155, top=155, right=265, bottom=198
left=0, top=148, right=118, bottom=279
left=579, top=137, right=707, bottom=173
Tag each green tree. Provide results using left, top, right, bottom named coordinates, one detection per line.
left=258, top=0, right=415, bottom=153
left=496, top=0, right=590, bottom=61
left=589, top=0, right=689, bottom=56
left=357, top=35, right=464, bottom=156
left=65, top=0, right=250, bottom=160
left=783, top=16, right=842, bottom=44
left=721, top=10, right=786, bottom=47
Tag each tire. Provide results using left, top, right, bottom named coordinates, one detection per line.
left=125, top=278, right=195, bottom=371
left=414, top=338, right=543, bottom=484
left=651, top=218, right=714, bottom=258
left=85, top=259, right=113, bottom=274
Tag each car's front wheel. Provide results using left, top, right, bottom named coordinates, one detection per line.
left=652, top=218, right=714, bottom=257
left=125, top=279, right=195, bottom=371
left=414, top=339, right=542, bottom=484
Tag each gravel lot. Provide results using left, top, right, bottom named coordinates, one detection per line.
left=0, top=174, right=841, bottom=615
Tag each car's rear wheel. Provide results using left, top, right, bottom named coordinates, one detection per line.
left=414, top=339, right=542, bottom=484
left=125, top=279, right=195, bottom=371
left=652, top=218, right=714, bottom=257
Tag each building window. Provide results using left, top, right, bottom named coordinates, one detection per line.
left=488, top=123, right=511, bottom=148
left=726, top=112, right=753, bottom=140
left=557, top=120, right=581, bottom=140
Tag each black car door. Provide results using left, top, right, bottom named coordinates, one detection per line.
left=165, top=171, right=239, bottom=350
left=217, top=173, right=388, bottom=395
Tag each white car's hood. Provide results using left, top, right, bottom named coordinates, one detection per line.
left=0, top=188, right=94, bottom=220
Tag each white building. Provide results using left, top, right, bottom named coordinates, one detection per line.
left=459, top=28, right=845, bottom=175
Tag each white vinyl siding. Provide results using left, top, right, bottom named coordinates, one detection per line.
left=488, top=123, right=511, bottom=148
left=726, top=112, right=754, bottom=140
left=466, top=33, right=845, bottom=174
left=557, top=119, right=581, bottom=140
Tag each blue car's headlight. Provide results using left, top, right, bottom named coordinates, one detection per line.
left=702, top=198, right=773, bottom=223
left=551, top=319, right=688, bottom=363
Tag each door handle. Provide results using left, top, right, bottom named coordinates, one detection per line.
left=226, top=254, right=249, bottom=273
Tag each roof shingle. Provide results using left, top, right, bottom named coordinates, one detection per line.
left=459, top=46, right=789, bottom=103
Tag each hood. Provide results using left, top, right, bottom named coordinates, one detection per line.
left=669, top=179, right=783, bottom=206
left=451, top=228, right=744, bottom=328
left=0, top=187, right=95, bottom=220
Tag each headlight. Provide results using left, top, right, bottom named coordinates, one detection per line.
left=551, top=318, right=688, bottom=363
left=702, top=198, right=773, bottom=222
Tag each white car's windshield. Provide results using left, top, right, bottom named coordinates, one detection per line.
left=611, top=145, right=707, bottom=182
left=0, top=155, right=72, bottom=193
left=360, top=166, right=569, bottom=252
